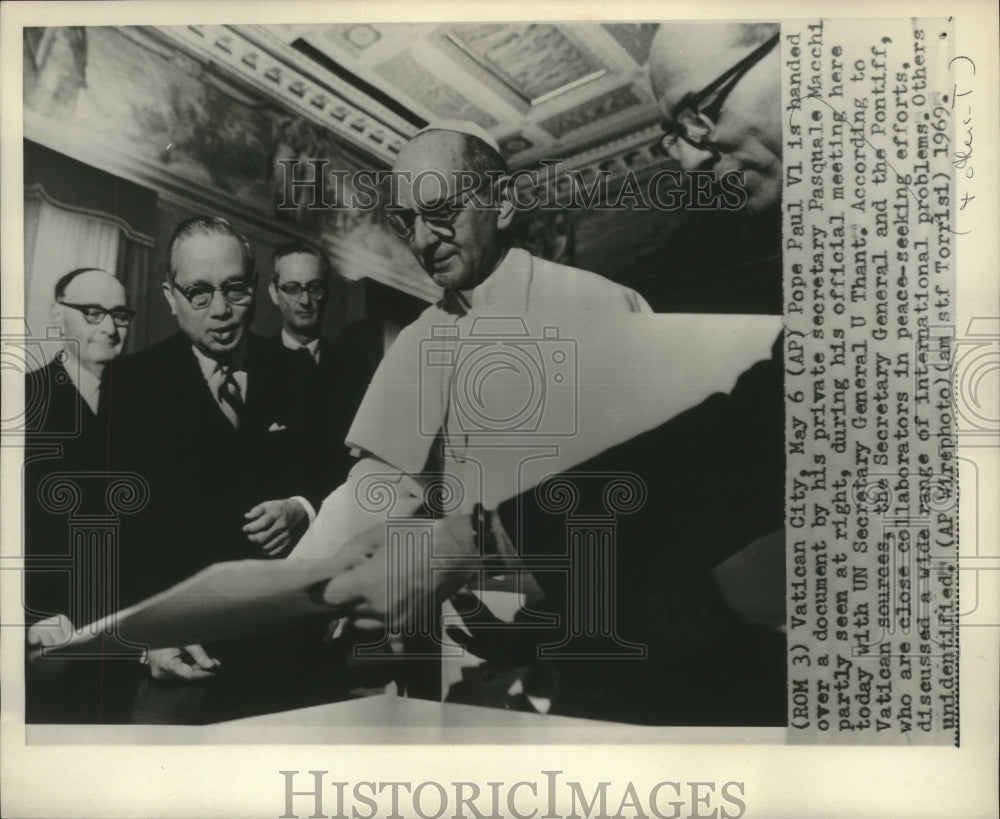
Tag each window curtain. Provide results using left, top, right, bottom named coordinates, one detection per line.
left=24, top=184, right=154, bottom=365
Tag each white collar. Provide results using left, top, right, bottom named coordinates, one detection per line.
left=281, top=330, right=321, bottom=361
left=443, top=247, right=532, bottom=313
left=191, top=344, right=246, bottom=380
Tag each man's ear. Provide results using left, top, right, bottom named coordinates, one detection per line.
left=495, top=175, right=515, bottom=230
left=161, top=281, right=178, bottom=316
left=49, top=302, right=65, bottom=335
left=267, top=281, right=279, bottom=307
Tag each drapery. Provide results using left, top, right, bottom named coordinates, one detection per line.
left=24, top=184, right=154, bottom=364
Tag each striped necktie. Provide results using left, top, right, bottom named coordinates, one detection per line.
left=215, top=363, right=243, bottom=427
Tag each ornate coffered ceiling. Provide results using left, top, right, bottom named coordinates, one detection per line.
left=156, top=21, right=671, bottom=182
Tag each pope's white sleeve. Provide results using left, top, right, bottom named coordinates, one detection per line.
left=289, top=456, right=427, bottom=560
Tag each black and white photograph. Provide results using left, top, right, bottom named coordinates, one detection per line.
left=1, top=2, right=996, bottom=817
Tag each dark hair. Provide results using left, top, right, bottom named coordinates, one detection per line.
left=166, top=215, right=254, bottom=281
left=271, top=240, right=329, bottom=283
left=53, top=267, right=111, bottom=300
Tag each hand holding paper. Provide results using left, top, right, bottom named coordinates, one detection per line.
left=147, top=644, right=221, bottom=680
left=26, top=614, right=75, bottom=669
left=320, top=515, right=479, bottom=632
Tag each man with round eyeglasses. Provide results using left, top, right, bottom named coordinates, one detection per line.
left=27, top=267, right=133, bottom=422
left=290, top=121, right=651, bottom=563
left=314, top=27, right=788, bottom=726
left=267, top=241, right=331, bottom=363
left=24, top=266, right=134, bottom=608
left=106, top=216, right=342, bottom=717
left=382, top=121, right=652, bottom=310
left=23, top=267, right=138, bottom=722
left=266, top=240, right=372, bottom=521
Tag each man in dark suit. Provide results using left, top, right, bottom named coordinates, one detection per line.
left=266, top=241, right=370, bottom=489
left=108, top=217, right=342, bottom=718
left=267, top=240, right=331, bottom=364
left=23, top=267, right=140, bottom=722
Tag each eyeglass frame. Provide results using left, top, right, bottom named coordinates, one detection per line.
left=168, top=277, right=257, bottom=310
left=57, top=301, right=136, bottom=328
left=656, top=32, right=780, bottom=157
left=273, top=280, right=328, bottom=300
left=385, top=177, right=503, bottom=241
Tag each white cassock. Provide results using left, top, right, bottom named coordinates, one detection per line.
left=291, top=247, right=652, bottom=559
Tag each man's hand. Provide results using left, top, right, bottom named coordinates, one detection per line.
left=320, top=515, right=478, bottom=632
left=243, top=498, right=308, bottom=556
left=146, top=645, right=220, bottom=680
left=26, top=614, right=74, bottom=669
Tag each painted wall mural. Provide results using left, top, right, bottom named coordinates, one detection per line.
left=23, top=26, right=423, bottom=291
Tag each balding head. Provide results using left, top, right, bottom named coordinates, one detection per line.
left=390, top=129, right=512, bottom=291
left=52, top=268, right=129, bottom=373
left=649, top=22, right=782, bottom=214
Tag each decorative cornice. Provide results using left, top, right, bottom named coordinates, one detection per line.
left=238, top=25, right=419, bottom=138
left=154, top=25, right=410, bottom=166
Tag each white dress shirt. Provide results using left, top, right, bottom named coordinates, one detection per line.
left=280, top=330, right=321, bottom=364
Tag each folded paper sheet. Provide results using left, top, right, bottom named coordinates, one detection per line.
left=51, top=556, right=356, bottom=651
left=348, top=312, right=782, bottom=506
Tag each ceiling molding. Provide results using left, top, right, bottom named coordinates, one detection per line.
left=153, top=25, right=411, bottom=166
left=237, top=24, right=421, bottom=138
left=283, top=22, right=663, bottom=170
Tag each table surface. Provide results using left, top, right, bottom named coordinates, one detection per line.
left=27, top=691, right=787, bottom=744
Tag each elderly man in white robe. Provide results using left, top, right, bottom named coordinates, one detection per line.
left=292, top=121, right=651, bottom=561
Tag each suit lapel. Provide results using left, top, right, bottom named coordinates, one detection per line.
left=173, top=336, right=236, bottom=436
left=318, top=337, right=346, bottom=384
left=45, top=360, right=87, bottom=432
left=241, top=334, right=278, bottom=432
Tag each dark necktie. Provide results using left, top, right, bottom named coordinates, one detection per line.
left=96, top=376, right=109, bottom=421
left=294, top=346, right=316, bottom=367
left=216, top=364, right=243, bottom=427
